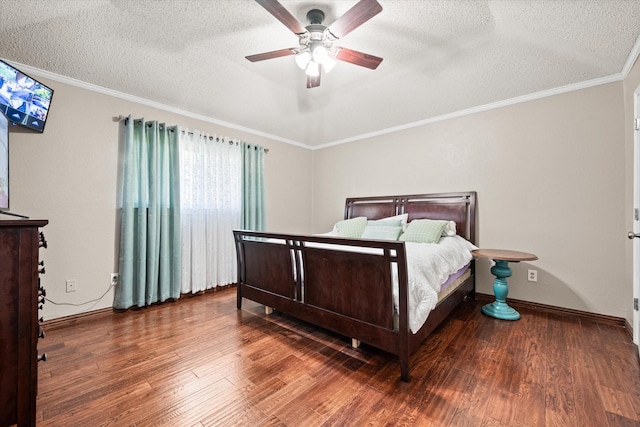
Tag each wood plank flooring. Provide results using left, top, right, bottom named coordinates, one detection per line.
left=37, top=287, right=640, bottom=426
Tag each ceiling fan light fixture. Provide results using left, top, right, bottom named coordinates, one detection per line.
left=310, top=43, right=336, bottom=73
left=295, top=50, right=311, bottom=70
left=305, top=61, right=320, bottom=77
left=321, top=56, right=336, bottom=73
left=312, top=44, right=329, bottom=63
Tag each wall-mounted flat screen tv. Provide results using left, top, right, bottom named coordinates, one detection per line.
left=0, top=59, right=53, bottom=133
left=0, top=112, right=8, bottom=210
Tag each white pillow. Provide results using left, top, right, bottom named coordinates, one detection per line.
left=379, top=213, right=409, bottom=230
left=443, top=220, right=457, bottom=236
left=367, top=218, right=402, bottom=227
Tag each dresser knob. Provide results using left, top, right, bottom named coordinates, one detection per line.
left=39, top=317, right=44, bottom=323
left=39, top=267, right=46, bottom=275
left=39, top=329, right=45, bottom=339
left=38, top=353, right=47, bottom=362
left=39, top=288, right=46, bottom=297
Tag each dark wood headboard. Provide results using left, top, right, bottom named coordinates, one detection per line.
left=344, top=191, right=477, bottom=244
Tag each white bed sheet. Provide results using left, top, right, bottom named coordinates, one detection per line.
left=402, top=236, right=477, bottom=332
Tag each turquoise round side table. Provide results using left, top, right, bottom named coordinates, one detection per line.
left=472, top=249, right=538, bottom=320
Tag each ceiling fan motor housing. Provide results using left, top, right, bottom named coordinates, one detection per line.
left=305, top=9, right=334, bottom=49
left=306, top=9, right=325, bottom=25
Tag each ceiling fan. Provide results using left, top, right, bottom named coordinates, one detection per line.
left=246, top=0, right=383, bottom=88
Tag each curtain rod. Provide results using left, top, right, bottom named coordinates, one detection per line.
left=116, top=115, right=269, bottom=153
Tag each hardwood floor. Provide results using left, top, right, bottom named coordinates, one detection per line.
left=37, top=287, right=640, bottom=426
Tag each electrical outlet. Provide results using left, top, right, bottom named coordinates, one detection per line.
left=111, top=273, right=119, bottom=287
left=527, top=269, right=538, bottom=282
left=66, top=279, right=77, bottom=293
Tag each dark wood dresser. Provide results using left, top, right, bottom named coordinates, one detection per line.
left=0, top=219, right=48, bottom=427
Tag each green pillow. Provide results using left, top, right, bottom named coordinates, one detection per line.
left=335, top=217, right=368, bottom=238
left=399, top=219, right=448, bottom=243
left=367, top=218, right=403, bottom=227
left=361, top=225, right=403, bottom=240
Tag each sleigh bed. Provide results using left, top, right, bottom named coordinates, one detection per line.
left=233, top=191, right=477, bottom=381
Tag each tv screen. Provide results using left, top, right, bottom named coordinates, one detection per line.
left=0, top=112, right=8, bottom=210
left=0, top=59, right=53, bottom=133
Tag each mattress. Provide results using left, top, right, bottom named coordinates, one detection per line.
left=393, top=265, right=471, bottom=333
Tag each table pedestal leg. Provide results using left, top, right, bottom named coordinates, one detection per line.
left=481, top=259, right=520, bottom=320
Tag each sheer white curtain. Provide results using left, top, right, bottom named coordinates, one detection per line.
left=179, top=129, right=241, bottom=293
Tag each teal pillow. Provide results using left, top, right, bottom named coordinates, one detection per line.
left=335, top=217, right=368, bottom=238
left=361, top=225, right=403, bottom=240
left=367, top=218, right=403, bottom=227
left=399, top=219, right=448, bottom=243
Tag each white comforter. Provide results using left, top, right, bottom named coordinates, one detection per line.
left=402, top=235, right=477, bottom=332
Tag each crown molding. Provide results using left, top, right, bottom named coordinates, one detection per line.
left=622, top=34, right=640, bottom=79
left=312, top=73, right=624, bottom=150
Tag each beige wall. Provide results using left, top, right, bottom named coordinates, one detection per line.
left=7, top=78, right=312, bottom=320
left=313, top=81, right=629, bottom=319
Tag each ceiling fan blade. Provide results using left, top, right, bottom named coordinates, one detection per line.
left=307, top=72, right=321, bottom=88
left=255, top=0, right=307, bottom=35
left=327, top=0, right=382, bottom=39
left=246, top=48, right=296, bottom=62
left=335, top=47, right=383, bottom=70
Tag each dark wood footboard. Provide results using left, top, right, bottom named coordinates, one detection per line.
left=234, top=233, right=411, bottom=360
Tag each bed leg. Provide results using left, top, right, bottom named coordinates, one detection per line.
left=265, top=306, right=273, bottom=315
left=400, top=359, right=410, bottom=382
left=351, top=338, right=361, bottom=348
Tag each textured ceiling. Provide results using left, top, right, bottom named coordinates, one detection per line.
left=1, top=0, right=640, bottom=148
